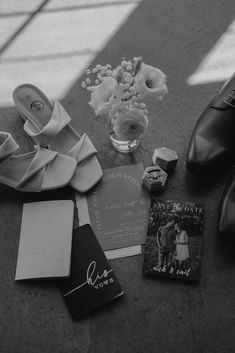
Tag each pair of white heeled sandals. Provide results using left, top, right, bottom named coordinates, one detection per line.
left=0, top=84, right=103, bottom=193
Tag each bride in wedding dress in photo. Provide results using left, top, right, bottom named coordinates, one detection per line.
left=174, top=222, right=190, bottom=269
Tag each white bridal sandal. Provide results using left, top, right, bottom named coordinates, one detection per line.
left=0, top=131, right=77, bottom=192
left=13, top=84, right=103, bottom=193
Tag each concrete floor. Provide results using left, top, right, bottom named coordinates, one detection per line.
left=1, top=1, right=235, bottom=352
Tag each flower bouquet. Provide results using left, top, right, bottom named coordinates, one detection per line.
left=82, top=57, right=168, bottom=152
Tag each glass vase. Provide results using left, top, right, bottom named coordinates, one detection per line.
left=109, top=134, right=142, bottom=153
left=107, top=108, right=149, bottom=153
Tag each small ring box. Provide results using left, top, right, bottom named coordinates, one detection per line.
left=152, top=147, right=178, bottom=171
left=142, top=166, right=168, bottom=191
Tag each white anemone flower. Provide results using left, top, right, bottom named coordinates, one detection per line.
left=87, top=77, right=119, bottom=116
left=134, top=63, right=168, bottom=100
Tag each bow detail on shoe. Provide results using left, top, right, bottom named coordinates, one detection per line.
left=16, top=147, right=58, bottom=191
left=67, top=133, right=97, bottom=164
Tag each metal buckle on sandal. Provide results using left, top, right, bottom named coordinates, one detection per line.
left=224, top=89, right=235, bottom=108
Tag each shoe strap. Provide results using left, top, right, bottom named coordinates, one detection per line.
left=16, top=147, right=58, bottom=191
left=24, top=100, right=71, bottom=146
left=0, top=132, right=19, bottom=160
left=67, top=133, right=97, bottom=164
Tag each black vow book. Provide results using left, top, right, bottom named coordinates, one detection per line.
left=58, top=224, right=123, bottom=319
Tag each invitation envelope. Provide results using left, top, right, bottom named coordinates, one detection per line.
left=15, top=200, right=74, bottom=280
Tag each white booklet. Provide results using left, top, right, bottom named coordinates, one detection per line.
left=15, top=200, right=74, bottom=280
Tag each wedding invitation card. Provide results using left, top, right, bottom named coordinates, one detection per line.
left=76, top=163, right=150, bottom=258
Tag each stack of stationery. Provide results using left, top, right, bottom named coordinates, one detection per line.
left=15, top=200, right=123, bottom=319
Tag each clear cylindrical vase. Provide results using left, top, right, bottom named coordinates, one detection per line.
left=108, top=108, right=149, bottom=153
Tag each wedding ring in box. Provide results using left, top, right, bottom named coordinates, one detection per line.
left=142, top=166, right=168, bottom=191
left=152, top=147, right=178, bottom=171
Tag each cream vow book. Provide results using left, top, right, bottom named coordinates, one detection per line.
left=15, top=200, right=74, bottom=280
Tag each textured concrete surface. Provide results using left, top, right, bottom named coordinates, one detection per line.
left=1, top=1, right=235, bottom=352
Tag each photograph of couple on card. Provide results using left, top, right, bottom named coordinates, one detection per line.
left=143, top=200, right=205, bottom=281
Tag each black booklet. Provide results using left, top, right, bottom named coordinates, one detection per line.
left=58, top=224, right=123, bottom=319
left=143, top=200, right=205, bottom=281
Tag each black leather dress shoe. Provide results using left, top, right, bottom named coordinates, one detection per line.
left=218, top=166, right=235, bottom=243
left=187, top=73, right=235, bottom=173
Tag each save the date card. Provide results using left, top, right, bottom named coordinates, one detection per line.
left=143, top=200, right=205, bottom=281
